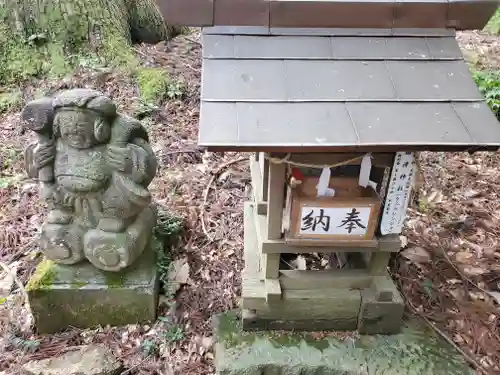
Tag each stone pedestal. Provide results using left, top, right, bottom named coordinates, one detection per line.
left=27, top=237, right=160, bottom=334
left=214, top=312, right=474, bottom=375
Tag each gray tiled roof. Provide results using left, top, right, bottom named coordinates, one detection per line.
left=198, top=27, right=500, bottom=152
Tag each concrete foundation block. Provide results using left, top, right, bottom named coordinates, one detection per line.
left=26, top=237, right=160, bottom=333
left=214, top=311, right=474, bottom=375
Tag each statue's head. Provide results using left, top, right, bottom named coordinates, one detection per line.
left=52, top=89, right=117, bottom=149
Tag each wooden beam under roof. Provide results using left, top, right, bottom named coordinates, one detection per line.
left=155, top=0, right=498, bottom=30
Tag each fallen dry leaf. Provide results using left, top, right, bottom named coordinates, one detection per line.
left=400, top=247, right=431, bottom=264
left=0, top=270, right=14, bottom=299
left=455, top=251, right=473, bottom=263
left=200, top=336, right=213, bottom=350
left=168, top=257, right=191, bottom=293
left=462, top=266, right=487, bottom=277
left=487, top=291, right=500, bottom=305
left=426, top=189, right=444, bottom=204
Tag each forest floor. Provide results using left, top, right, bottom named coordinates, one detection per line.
left=0, top=28, right=500, bottom=375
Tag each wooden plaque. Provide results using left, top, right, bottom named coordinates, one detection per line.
left=286, top=177, right=381, bottom=242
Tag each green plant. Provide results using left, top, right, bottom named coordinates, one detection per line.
left=8, top=335, right=40, bottom=353
left=154, top=209, right=184, bottom=293
left=155, top=210, right=184, bottom=247
left=137, top=68, right=185, bottom=104
left=473, top=70, right=500, bottom=120
left=0, top=90, right=22, bottom=113
left=140, top=339, right=159, bottom=356
left=0, top=5, right=138, bottom=86
left=0, top=176, right=21, bottom=189
left=166, top=80, right=185, bottom=100
left=1, top=146, right=22, bottom=169
left=421, top=278, right=437, bottom=302
left=162, top=325, right=184, bottom=343
left=484, top=8, right=500, bottom=34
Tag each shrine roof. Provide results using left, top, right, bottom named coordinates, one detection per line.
left=198, top=27, right=500, bottom=153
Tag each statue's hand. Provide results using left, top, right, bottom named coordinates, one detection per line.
left=40, top=182, right=56, bottom=202
left=107, top=145, right=132, bottom=173
left=33, top=143, right=56, bottom=169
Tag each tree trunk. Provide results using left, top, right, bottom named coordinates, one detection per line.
left=0, top=0, right=178, bottom=47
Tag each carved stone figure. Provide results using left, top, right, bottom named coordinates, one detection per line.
left=22, top=89, right=158, bottom=272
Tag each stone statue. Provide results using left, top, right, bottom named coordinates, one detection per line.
left=22, top=89, right=158, bottom=272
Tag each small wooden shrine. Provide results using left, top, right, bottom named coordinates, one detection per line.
left=158, top=0, right=500, bottom=334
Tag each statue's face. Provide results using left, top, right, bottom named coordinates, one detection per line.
left=55, top=109, right=99, bottom=149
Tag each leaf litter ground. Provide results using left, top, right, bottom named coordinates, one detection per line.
left=0, top=30, right=499, bottom=375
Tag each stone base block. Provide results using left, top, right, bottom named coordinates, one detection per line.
left=27, top=238, right=160, bottom=334
left=214, top=311, right=474, bottom=375
left=358, top=289, right=405, bottom=335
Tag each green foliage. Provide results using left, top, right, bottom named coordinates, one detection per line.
left=155, top=210, right=184, bottom=246
left=140, top=323, right=185, bottom=357
left=421, top=278, right=436, bottom=301
left=473, top=70, right=500, bottom=120
left=141, top=339, right=159, bottom=356
left=0, top=90, right=22, bottom=114
left=154, top=209, right=184, bottom=294
left=133, top=102, right=160, bottom=120
left=104, top=272, right=126, bottom=288
left=0, top=4, right=138, bottom=86
left=162, top=325, right=185, bottom=343
left=0, top=176, right=22, bottom=189
left=25, top=259, right=56, bottom=291
left=8, top=335, right=41, bottom=353
left=0, top=6, right=72, bottom=84
left=1, top=146, right=22, bottom=170
left=137, top=68, right=186, bottom=104
left=417, top=199, right=429, bottom=214
left=100, top=36, right=139, bottom=71
left=484, top=8, right=500, bottom=34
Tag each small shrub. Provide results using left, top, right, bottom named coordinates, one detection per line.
left=137, top=68, right=185, bottom=104
left=162, top=325, right=184, bottom=343
left=155, top=209, right=184, bottom=247
left=473, top=70, right=500, bottom=120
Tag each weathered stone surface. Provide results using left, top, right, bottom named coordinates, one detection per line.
left=22, top=344, right=121, bottom=375
left=358, top=286, right=405, bottom=335
left=0, top=268, right=15, bottom=299
left=22, top=89, right=158, bottom=272
left=214, top=312, right=474, bottom=375
left=26, top=237, right=160, bottom=333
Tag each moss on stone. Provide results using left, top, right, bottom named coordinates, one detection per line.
left=216, top=312, right=330, bottom=351
left=214, top=312, right=474, bottom=375
left=70, top=280, right=89, bottom=289
left=0, top=0, right=144, bottom=86
left=28, top=243, right=159, bottom=333
left=26, top=259, right=57, bottom=292
left=104, top=272, right=126, bottom=288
